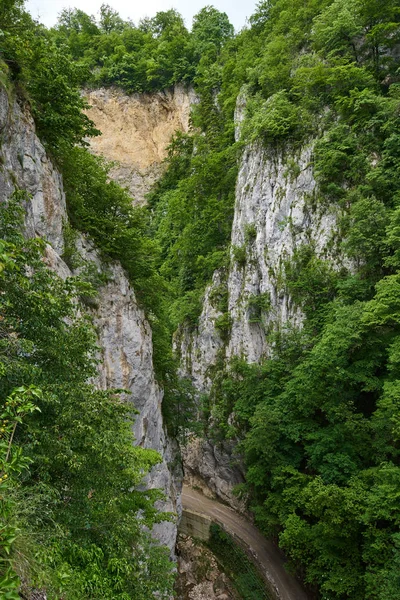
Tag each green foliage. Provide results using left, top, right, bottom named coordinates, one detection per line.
left=214, top=312, right=233, bottom=343
left=312, top=0, right=362, bottom=60
left=341, top=195, right=388, bottom=272
left=0, top=386, right=41, bottom=599
left=4, top=1, right=400, bottom=598
left=211, top=328, right=311, bottom=438
left=99, top=3, right=125, bottom=34
left=244, top=223, right=257, bottom=244
left=162, top=376, right=203, bottom=441
left=226, top=52, right=400, bottom=590
left=178, top=2, right=400, bottom=598
left=284, top=244, right=341, bottom=332
left=0, top=196, right=174, bottom=598
left=55, top=144, right=174, bottom=381
left=233, top=0, right=400, bottom=147
left=208, top=525, right=271, bottom=600
left=150, top=126, right=238, bottom=331
left=209, top=282, right=229, bottom=314
left=1, top=0, right=182, bottom=383
left=27, top=47, right=99, bottom=154
left=49, top=6, right=198, bottom=93
left=60, top=148, right=159, bottom=301
left=3, top=0, right=238, bottom=341
left=1, top=0, right=228, bottom=400
left=61, top=221, right=81, bottom=270
left=242, top=91, right=310, bottom=144
left=247, top=292, right=271, bottom=324
left=232, top=244, right=247, bottom=268
left=144, top=3, right=400, bottom=594
left=0, top=10, right=98, bottom=155
left=192, top=6, right=234, bottom=56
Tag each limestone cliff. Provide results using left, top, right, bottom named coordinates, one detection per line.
left=84, top=86, right=197, bottom=204
left=176, top=95, right=345, bottom=507
left=0, top=85, right=181, bottom=553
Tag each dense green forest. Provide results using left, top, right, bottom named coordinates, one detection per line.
left=2, top=0, right=400, bottom=598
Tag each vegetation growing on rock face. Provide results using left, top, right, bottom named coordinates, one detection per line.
left=0, top=196, right=174, bottom=598
left=2, top=0, right=400, bottom=598
left=190, top=2, right=400, bottom=598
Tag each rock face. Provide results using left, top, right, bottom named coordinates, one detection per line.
left=84, top=85, right=197, bottom=204
left=0, top=87, right=67, bottom=255
left=225, top=141, right=339, bottom=364
left=0, top=84, right=181, bottom=553
left=177, top=95, right=343, bottom=507
left=175, top=534, right=235, bottom=600
left=178, top=144, right=340, bottom=387
left=182, top=436, right=246, bottom=511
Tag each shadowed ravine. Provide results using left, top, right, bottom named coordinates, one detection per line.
left=181, top=485, right=309, bottom=600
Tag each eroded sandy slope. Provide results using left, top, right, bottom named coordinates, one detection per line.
left=84, top=86, right=196, bottom=204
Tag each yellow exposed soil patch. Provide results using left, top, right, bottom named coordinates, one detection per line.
left=84, top=86, right=195, bottom=203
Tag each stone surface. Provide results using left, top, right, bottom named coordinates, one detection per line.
left=0, top=87, right=66, bottom=255
left=0, top=84, right=181, bottom=553
left=174, top=270, right=225, bottom=394
left=175, top=535, right=235, bottom=600
left=177, top=93, right=344, bottom=507
left=84, top=85, right=197, bottom=204
left=78, top=243, right=182, bottom=551
left=182, top=436, right=246, bottom=513
left=180, top=509, right=212, bottom=541
left=226, top=141, right=340, bottom=364
left=179, top=142, right=341, bottom=377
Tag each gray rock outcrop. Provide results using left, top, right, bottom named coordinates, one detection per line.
left=0, top=84, right=181, bottom=553
left=177, top=93, right=343, bottom=507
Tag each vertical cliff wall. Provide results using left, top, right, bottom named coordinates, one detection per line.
left=175, top=96, right=345, bottom=507
left=0, top=85, right=181, bottom=553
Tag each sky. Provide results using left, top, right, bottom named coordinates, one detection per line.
left=25, top=0, right=258, bottom=32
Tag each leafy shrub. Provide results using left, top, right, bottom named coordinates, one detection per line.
left=247, top=292, right=271, bottom=323
left=232, top=244, right=247, bottom=268
left=209, top=283, right=229, bottom=314
left=208, top=525, right=271, bottom=600
left=243, top=91, right=310, bottom=144
left=244, top=223, right=257, bottom=244
left=214, top=312, right=233, bottom=342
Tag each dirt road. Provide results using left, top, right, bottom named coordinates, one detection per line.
left=182, top=485, right=309, bottom=600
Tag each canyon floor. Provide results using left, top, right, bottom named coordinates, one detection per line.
left=182, top=486, right=309, bottom=600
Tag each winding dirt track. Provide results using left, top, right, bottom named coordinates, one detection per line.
left=182, top=485, right=309, bottom=600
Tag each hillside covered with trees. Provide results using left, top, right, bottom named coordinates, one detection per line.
left=1, top=0, right=400, bottom=598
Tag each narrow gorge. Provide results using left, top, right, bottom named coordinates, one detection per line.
left=1, top=1, right=400, bottom=600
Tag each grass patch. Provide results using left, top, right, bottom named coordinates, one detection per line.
left=207, top=524, right=272, bottom=600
